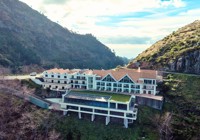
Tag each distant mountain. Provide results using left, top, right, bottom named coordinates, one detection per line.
left=0, top=0, right=125, bottom=72
left=127, top=20, right=200, bottom=74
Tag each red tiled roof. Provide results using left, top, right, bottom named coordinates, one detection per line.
left=93, top=68, right=157, bottom=82
left=45, top=68, right=158, bottom=82
left=46, top=68, right=70, bottom=73
left=46, top=68, right=91, bottom=75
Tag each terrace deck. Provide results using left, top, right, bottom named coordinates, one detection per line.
left=70, top=90, right=131, bottom=103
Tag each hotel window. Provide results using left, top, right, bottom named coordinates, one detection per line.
left=64, top=81, right=67, bottom=84
left=58, top=81, right=60, bottom=83
left=101, top=82, right=105, bottom=86
left=118, top=84, right=122, bottom=87
left=144, top=79, right=152, bottom=84
left=124, top=89, right=129, bottom=93
left=131, top=85, right=135, bottom=88
left=88, top=77, right=93, bottom=83
left=51, top=75, right=54, bottom=78
left=118, top=104, right=127, bottom=110
left=136, top=85, right=140, bottom=89
left=45, top=75, right=48, bottom=77
left=58, top=75, right=60, bottom=78
left=118, top=88, right=122, bottom=92
left=124, top=84, right=129, bottom=88
left=106, top=83, right=111, bottom=86
left=51, top=80, right=54, bottom=83
left=96, top=77, right=101, bottom=80
left=64, top=76, right=67, bottom=78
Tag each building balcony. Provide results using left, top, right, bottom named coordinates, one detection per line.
left=71, top=78, right=86, bottom=80
left=143, top=87, right=154, bottom=90
left=43, top=82, right=70, bottom=86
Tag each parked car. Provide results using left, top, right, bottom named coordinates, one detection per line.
left=30, top=72, right=37, bottom=76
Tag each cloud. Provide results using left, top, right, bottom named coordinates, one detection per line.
left=159, top=0, right=186, bottom=8
left=43, top=0, right=68, bottom=5
left=19, top=0, right=200, bottom=59
left=101, top=36, right=153, bottom=45
left=107, top=44, right=150, bottom=58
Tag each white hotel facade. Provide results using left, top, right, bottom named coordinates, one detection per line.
left=42, top=68, right=160, bottom=128
left=42, top=68, right=158, bottom=95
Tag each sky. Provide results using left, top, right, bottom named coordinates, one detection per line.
left=19, top=0, right=200, bottom=59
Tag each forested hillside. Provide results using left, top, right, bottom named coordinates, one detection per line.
left=0, top=0, right=124, bottom=72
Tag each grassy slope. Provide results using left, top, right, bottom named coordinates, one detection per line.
left=162, top=74, right=200, bottom=139
left=128, top=20, right=200, bottom=69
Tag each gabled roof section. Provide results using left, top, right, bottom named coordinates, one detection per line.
left=93, top=68, right=157, bottom=83
left=102, top=74, right=116, bottom=82
left=118, top=75, right=134, bottom=83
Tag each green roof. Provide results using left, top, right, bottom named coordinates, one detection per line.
left=71, top=90, right=131, bottom=102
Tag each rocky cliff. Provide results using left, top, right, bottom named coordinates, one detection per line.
left=169, top=50, right=200, bottom=73
left=128, top=20, right=200, bottom=74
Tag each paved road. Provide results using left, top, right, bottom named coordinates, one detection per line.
left=161, top=71, right=200, bottom=77
left=0, top=74, right=42, bottom=80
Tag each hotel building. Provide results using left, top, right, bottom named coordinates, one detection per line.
left=42, top=68, right=160, bottom=127
left=42, top=68, right=158, bottom=95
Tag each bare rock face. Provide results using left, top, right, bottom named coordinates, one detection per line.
left=168, top=50, right=200, bottom=74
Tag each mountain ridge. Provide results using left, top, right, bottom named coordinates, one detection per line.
left=127, top=20, right=200, bottom=74
left=0, top=0, right=125, bottom=72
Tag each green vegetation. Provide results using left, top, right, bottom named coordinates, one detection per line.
left=73, top=90, right=131, bottom=102
left=54, top=107, right=160, bottom=140
left=162, top=74, right=200, bottom=139
left=128, top=20, right=200, bottom=71
left=0, top=0, right=125, bottom=72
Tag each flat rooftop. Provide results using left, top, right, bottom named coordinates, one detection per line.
left=65, top=92, right=111, bottom=102
left=136, top=94, right=163, bottom=101
left=69, top=90, right=131, bottom=103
